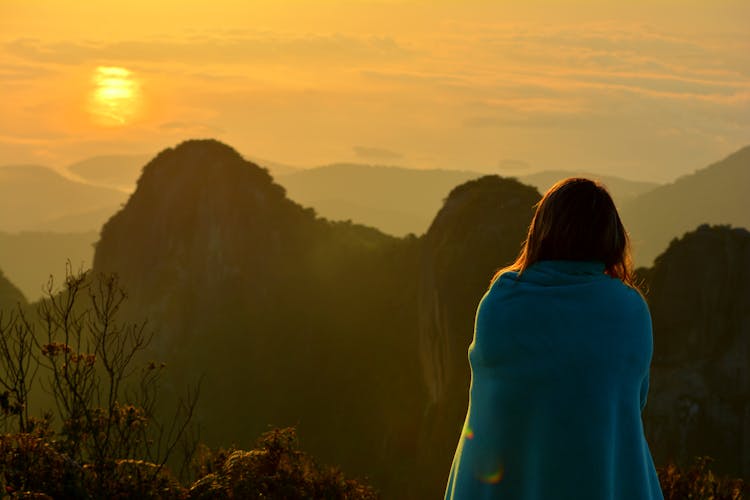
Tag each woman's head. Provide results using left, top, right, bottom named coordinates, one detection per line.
left=492, top=177, right=635, bottom=285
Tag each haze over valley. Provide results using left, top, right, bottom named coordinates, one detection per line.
left=1, top=143, right=747, bottom=300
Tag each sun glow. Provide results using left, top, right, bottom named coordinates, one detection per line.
left=89, top=66, right=141, bottom=126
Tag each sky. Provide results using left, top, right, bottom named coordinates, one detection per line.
left=1, top=0, right=748, bottom=182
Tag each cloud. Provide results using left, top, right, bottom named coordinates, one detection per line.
left=360, top=70, right=470, bottom=88
left=478, top=96, right=588, bottom=114
left=540, top=69, right=748, bottom=99
left=4, top=33, right=414, bottom=67
left=354, top=23, right=749, bottom=119
left=0, top=133, right=64, bottom=145
left=462, top=114, right=587, bottom=129
left=159, top=121, right=226, bottom=134
left=353, top=146, right=403, bottom=160
left=471, top=23, right=720, bottom=59
left=0, top=63, right=56, bottom=81
left=1, top=19, right=747, bottom=179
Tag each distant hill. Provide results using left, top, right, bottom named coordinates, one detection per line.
left=0, top=164, right=127, bottom=232
left=278, top=164, right=489, bottom=236
left=65, top=154, right=151, bottom=191
left=57, top=154, right=662, bottom=241
left=621, top=145, right=750, bottom=264
left=519, top=170, right=658, bottom=205
left=246, top=155, right=301, bottom=177
left=32, top=204, right=124, bottom=233
left=0, top=231, right=97, bottom=301
left=278, top=164, right=661, bottom=237
left=65, top=153, right=299, bottom=192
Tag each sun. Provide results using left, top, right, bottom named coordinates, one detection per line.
left=88, top=66, right=141, bottom=126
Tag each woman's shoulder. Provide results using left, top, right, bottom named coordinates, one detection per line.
left=618, top=281, right=651, bottom=315
left=598, top=273, right=647, bottom=301
left=587, top=275, right=652, bottom=324
left=490, top=266, right=649, bottom=308
left=490, top=269, right=521, bottom=288
left=499, top=270, right=520, bottom=282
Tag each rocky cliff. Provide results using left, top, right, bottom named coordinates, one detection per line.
left=416, top=175, right=540, bottom=496
left=91, top=139, right=424, bottom=496
left=640, top=224, right=750, bottom=481
left=0, top=269, right=26, bottom=311
left=94, top=139, right=316, bottom=340
left=416, top=199, right=750, bottom=492
left=88, top=139, right=750, bottom=495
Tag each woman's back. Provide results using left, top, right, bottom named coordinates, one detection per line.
left=445, top=259, right=664, bottom=499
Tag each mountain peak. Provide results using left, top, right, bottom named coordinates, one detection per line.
left=124, top=138, right=288, bottom=207
left=93, top=139, right=316, bottom=298
left=139, top=138, right=271, bottom=183
left=164, top=138, right=245, bottom=161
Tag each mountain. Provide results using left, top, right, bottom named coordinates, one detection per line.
left=86, top=139, right=750, bottom=496
left=32, top=205, right=123, bottom=233
left=416, top=176, right=540, bottom=497
left=57, top=152, right=660, bottom=241
left=278, top=164, right=482, bottom=237
left=412, top=180, right=750, bottom=493
left=519, top=170, right=658, bottom=205
left=621, top=145, right=750, bottom=265
left=639, top=224, right=750, bottom=482
left=65, top=153, right=299, bottom=192
left=0, top=268, right=26, bottom=310
left=65, top=154, right=151, bottom=191
left=0, top=164, right=127, bottom=232
left=0, top=231, right=98, bottom=301
left=245, top=155, right=300, bottom=177
left=91, top=142, right=545, bottom=497
left=93, top=140, right=321, bottom=316
left=92, top=139, right=425, bottom=497
left=418, top=174, right=541, bottom=405
left=278, top=163, right=659, bottom=238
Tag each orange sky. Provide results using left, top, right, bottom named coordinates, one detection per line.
left=1, top=0, right=749, bottom=181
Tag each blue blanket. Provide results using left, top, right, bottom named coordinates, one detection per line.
left=445, top=260, right=664, bottom=499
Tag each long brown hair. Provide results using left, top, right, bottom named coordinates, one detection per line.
left=491, top=177, right=635, bottom=287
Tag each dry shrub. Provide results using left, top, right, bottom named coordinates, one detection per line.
left=0, top=433, right=85, bottom=498
left=188, top=427, right=378, bottom=499
left=658, top=455, right=746, bottom=500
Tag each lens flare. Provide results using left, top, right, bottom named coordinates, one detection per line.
left=89, top=66, right=141, bottom=126
left=478, top=465, right=505, bottom=484
left=464, top=425, right=474, bottom=440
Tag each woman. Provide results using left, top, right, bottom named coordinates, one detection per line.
left=444, top=178, right=664, bottom=499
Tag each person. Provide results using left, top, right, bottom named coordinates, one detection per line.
left=444, top=178, right=664, bottom=499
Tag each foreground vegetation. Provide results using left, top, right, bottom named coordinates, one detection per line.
left=0, top=268, right=376, bottom=498
left=2, top=429, right=744, bottom=499
left=657, top=456, right=745, bottom=500
left=0, top=426, right=377, bottom=499
left=0, top=268, right=745, bottom=498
